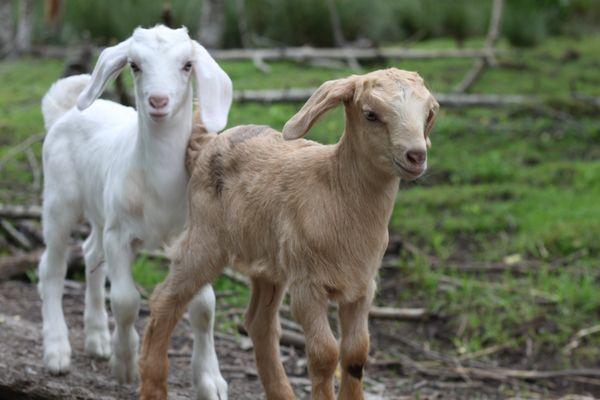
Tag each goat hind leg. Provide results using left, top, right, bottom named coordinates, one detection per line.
left=188, top=285, right=228, bottom=400
left=246, top=278, right=295, bottom=399
left=139, top=229, right=226, bottom=400
left=104, top=230, right=140, bottom=383
left=38, top=200, right=80, bottom=375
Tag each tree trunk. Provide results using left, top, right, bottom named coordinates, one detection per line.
left=0, top=0, right=14, bottom=57
left=15, top=0, right=34, bottom=55
left=198, top=0, right=225, bottom=48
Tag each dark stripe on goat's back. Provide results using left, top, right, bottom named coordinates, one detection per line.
left=228, top=125, right=271, bottom=147
left=209, top=151, right=225, bottom=196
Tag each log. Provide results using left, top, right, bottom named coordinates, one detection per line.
left=233, top=88, right=539, bottom=107
left=0, top=245, right=83, bottom=281
left=0, top=203, right=42, bottom=219
left=31, top=44, right=506, bottom=61
left=210, top=46, right=505, bottom=62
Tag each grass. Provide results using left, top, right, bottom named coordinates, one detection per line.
left=0, top=34, right=599, bottom=365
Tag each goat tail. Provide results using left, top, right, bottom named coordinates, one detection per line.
left=185, top=110, right=210, bottom=173
left=41, top=74, right=91, bottom=131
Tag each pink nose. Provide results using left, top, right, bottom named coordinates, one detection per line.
left=406, top=149, right=426, bottom=166
left=149, top=95, right=169, bottom=109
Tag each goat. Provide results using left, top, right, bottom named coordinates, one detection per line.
left=138, top=68, right=439, bottom=400
left=38, top=25, right=231, bottom=399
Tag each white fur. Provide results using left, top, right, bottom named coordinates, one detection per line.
left=38, top=25, right=231, bottom=399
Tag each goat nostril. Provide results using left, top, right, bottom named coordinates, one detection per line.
left=406, top=150, right=426, bottom=166
left=149, top=95, right=169, bottom=109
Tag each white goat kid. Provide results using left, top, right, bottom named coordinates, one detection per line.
left=38, top=25, right=231, bottom=399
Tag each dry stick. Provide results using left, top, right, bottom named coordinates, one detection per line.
left=24, top=147, right=41, bottom=192
left=563, top=324, right=600, bottom=354
left=454, top=0, right=504, bottom=93
left=0, top=219, right=34, bottom=249
left=0, top=133, right=44, bottom=172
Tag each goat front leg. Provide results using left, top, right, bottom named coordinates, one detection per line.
left=291, top=285, right=338, bottom=400
left=188, top=285, right=228, bottom=400
left=139, top=228, right=225, bottom=400
left=104, top=230, right=140, bottom=383
left=337, top=281, right=375, bottom=400
left=245, top=278, right=295, bottom=399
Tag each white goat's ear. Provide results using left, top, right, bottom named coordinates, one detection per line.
left=192, top=41, right=233, bottom=133
left=77, top=38, right=132, bottom=110
left=282, top=76, right=357, bottom=140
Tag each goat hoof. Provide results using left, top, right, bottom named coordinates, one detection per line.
left=43, top=340, right=71, bottom=375
left=85, top=329, right=111, bottom=359
left=195, top=373, right=228, bottom=400
left=110, top=353, right=139, bottom=384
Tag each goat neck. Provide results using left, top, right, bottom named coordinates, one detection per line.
left=134, top=86, right=194, bottom=184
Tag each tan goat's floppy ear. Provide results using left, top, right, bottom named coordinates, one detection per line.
left=282, top=77, right=357, bottom=140
left=77, top=38, right=132, bottom=110
left=192, top=41, right=233, bottom=133
left=424, top=99, right=440, bottom=149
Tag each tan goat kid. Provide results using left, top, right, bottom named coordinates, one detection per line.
left=139, top=68, right=439, bottom=400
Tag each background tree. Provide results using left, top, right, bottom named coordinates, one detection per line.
left=15, top=0, right=34, bottom=54
left=198, top=0, right=225, bottom=48
left=0, top=0, right=14, bottom=57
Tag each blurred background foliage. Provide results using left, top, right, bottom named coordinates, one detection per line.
left=7, top=0, right=600, bottom=48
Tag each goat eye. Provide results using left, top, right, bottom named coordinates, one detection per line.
left=183, top=61, right=193, bottom=72
left=129, top=62, right=140, bottom=73
left=363, top=110, right=379, bottom=122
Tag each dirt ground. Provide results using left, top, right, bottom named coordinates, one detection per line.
left=0, top=279, right=598, bottom=400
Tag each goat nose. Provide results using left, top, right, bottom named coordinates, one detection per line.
left=406, top=149, right=426, bottom=166
left=149, top=95, right=169, bottom=109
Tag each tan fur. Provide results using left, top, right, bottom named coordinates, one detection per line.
left=139, top=68, right=439, bottom=400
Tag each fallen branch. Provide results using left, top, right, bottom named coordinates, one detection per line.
left=210, top=47, right=506, bottom=62
left=563, top=324, right=600, bottom=354
left=369, top=306, right=431, bottom=321
left=0, top=204, right=42, bottom=219
left=0, top=133, right=44, bottom=173
left=455, top=0, right=504, bottom=92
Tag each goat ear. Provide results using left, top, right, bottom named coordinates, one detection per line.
left=282, top=77, right=357, bottom=140
left=77, top=38, right=131, bottom=110
left=192, top=41, right=233, bottom=133
left=424, top=99, right=439, bottom=149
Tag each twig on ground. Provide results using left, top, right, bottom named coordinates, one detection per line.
left=24, top=148, right=41, bottom=192
left=454, top=0, right=504, bottom=93
left=0, top=219, right=34, bottom=249
left=0, top=133, right=45, bottom=173
left=563, top=324, right=600, bottom=354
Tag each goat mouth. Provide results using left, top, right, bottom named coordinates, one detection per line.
left=392, top=159, right=425, bottom=180
left=149, top=112, right=168, bottom=120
